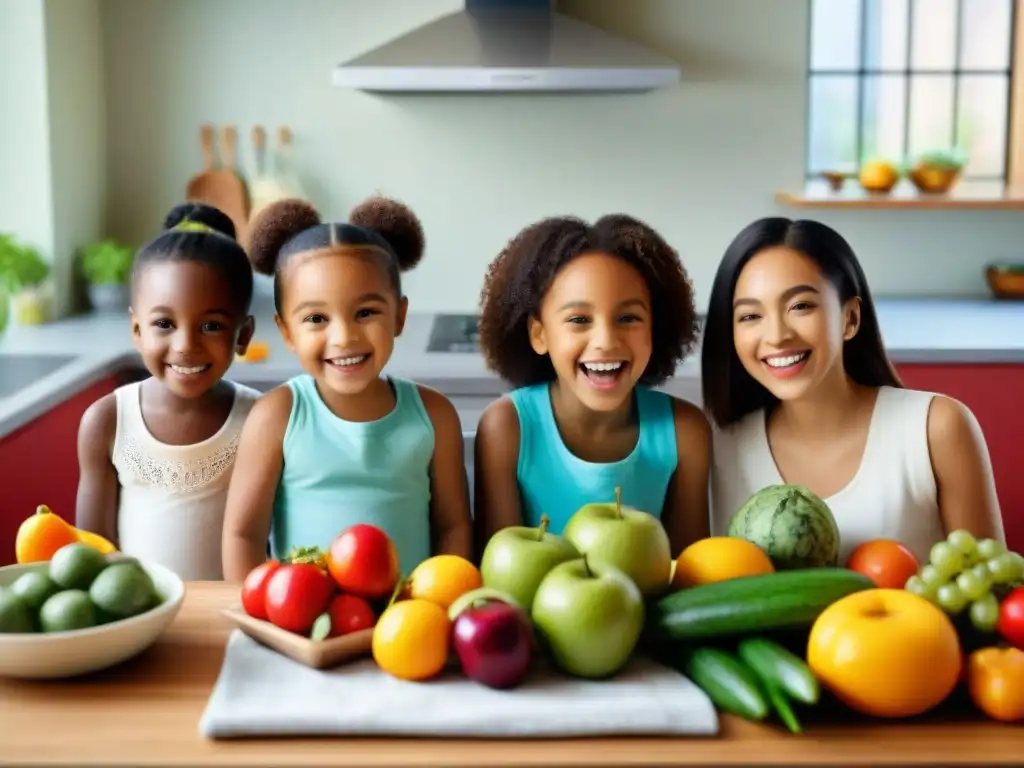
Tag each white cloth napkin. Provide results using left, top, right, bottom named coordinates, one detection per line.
left=198, top=630, right=719, bottom=739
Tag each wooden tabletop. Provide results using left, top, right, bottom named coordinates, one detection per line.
left=1, top=582, right=1021, bottom=767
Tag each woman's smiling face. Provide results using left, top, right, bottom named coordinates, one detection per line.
left=731, top=245, right=860, bottom=402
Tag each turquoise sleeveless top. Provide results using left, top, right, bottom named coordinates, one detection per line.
left=270, top=374, right=434, bottom=576
left=509, top=383, right=679, bottom=534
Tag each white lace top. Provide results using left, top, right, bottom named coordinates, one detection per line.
left=111, top=380, right=261, bottom=581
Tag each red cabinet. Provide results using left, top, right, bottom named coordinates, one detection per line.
left=0, top=376, right=119, bottom=566
left=895, top=363, right=1023, bottom=554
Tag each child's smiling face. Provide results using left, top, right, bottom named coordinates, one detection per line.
left=274, top=248, right=407, bottom=397
left=528, top=251, right=653, bottom=412
left=130, top=260, right=253, bottom=399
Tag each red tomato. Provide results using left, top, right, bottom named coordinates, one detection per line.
left=845, top=539, right=920, bottom=589
left=325, top=593, right=376, bottom=637
left=241, top=560, right=281, bottom=620
left=264, top=564, right=335, bottom=634
left=327, top=524, right=400, bottom=600
left=997, top=586, right=1024, bottom=649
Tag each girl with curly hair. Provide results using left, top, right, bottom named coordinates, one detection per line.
left=474, top=213, right=711, bottom=557
left=221, top=196, right=472, bottom=581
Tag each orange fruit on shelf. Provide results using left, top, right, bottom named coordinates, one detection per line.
left=671, top=536, right=775, bottom=589
left=372, top=598, right=451, bottom=681
left=807, top=588, right=962, bottom=718
left=845, top=539, right=919, bottom=589
left=406, top=554, right=482, bottom=609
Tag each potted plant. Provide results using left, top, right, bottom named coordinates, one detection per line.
left=79, top=239, right=134, bottom=312
left=0, top=233, right=52, bottom=325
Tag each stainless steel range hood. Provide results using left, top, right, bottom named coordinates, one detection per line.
left=332, top=0, right=681, bottom=93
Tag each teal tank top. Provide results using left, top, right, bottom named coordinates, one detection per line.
left=270, top=375, right=434, bottom=576
left=509, top=383, right=678, bottom=534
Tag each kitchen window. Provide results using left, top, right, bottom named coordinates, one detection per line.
left=780, top=0, right=1024, bottom=207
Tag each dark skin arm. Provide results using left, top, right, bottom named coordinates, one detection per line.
left=222, top=385, right=291, bottom=582
left=927, top=395, right=1006, bottom=544
left=418, top=386, right=474, bottom=560
left=660, top=397, right=712, bottom=556
left=75, top=393, right=120, bottom=545
left=472, top=396, right=524, bottom=561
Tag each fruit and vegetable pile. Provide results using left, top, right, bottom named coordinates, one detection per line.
left=236, top=482, right=1024, bottom=730
left=0, top=543, right=164, bottom=633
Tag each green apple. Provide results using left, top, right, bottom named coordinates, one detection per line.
left=480, top=515, right=579, bottom=612
left=531, top=555, right=644, bottom=679
left=562, top=487, right=672, bottom=595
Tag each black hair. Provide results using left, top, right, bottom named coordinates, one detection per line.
left=131, top=202, right=254, bottom=313
left=700, top=216, right=902, bottom=429
left=478, top=213, right=699, bottom=388
left=247, top=196, right=425, bottom=313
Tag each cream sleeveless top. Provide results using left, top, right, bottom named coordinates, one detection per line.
left=710, top=386, right=945, bottom=565
left=111, top=380, right=261, bottom=581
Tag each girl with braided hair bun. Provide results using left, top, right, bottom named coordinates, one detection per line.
left=474, top=213, right=711, bottom=558
left=75, top=202, right=260, bottom=581
left=222, top=195, right=472, bottom=582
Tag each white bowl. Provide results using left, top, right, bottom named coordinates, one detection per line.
left=0, top=558, right=185, bottom=679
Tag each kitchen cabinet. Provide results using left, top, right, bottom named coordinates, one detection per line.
left=0, top=376, right=120, bottom=565
left=895, top=363, right=1023, bottom=554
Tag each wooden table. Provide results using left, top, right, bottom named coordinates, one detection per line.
left=1, top=582, right=1021, bottom=767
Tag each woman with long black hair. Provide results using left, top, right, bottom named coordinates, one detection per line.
left=701, top=217, right=1004, bottom=568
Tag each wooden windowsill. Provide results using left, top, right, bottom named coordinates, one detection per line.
left=776, top=180, right=1024, bottom=209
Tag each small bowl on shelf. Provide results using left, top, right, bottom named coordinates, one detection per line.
left=907, top=149, right=965, bottom=195
left=985, top=263, right=1024, bottom=299
left=0, top=558, right=185, bottom=679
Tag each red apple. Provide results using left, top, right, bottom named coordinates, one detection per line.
left=326, top=524, right=400, bottom=600
left=997, top=586, right=1024, bottom=650
left=449, top=588, right=534, bottom=690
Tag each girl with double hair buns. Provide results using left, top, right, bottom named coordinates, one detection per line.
left=221, top=196, right=473, bottom=582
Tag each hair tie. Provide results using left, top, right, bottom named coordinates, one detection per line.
left=173, top=218, right=217, bottom=235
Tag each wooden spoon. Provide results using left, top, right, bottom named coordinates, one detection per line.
left=184, top=124, right=250, bottom=244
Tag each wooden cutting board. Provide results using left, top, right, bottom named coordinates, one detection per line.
left=184, top=124, right=250, bottom=244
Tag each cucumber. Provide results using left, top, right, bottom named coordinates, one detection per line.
left=684, top=647, right=768, bottom=722
left=763, top=682, right=802, bottom=734
left=652, top=568, right=873, bottom=641
left=737, top=637, right=819, bottom=705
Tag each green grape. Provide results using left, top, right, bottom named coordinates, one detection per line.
left=929, top=542, right=965, bottom=579
left=947, top=530, right=978, bottom=558
left=905, top=575, right=935, bottom=601
left=1010, top=552, right=1024, bottom=580
left=918, top=564, right=946, bottom=589
left=986, top=553, right=1018, bottom=583
left=936, top=582, right=968, bottom=614
left=956, top=569, right=989, bottom=601
left=969, top=593, right=1000, bottom=633
left=976, top=538, right=1005, bottom=561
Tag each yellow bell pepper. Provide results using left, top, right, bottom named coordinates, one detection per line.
left=968, top=646, right=1024, bottom=723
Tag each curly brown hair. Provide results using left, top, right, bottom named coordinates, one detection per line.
left=478, top=214, right=699, bottom=388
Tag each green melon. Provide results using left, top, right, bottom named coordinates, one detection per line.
left=726, top=484, right=840, bottom=570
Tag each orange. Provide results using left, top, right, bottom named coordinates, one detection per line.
left=15, top=505, right=81, bottom=564
left=671, top=536, right=774, bottom=589
left=372, top=598, right=451, bottom=681
left=807, top=588, right=961, bottom=718
left=845, top=539, right=919, bottom=589
left=406, top=554, right=482, bottom=609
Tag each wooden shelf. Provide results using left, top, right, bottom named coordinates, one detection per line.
left=775, top=180, right=1024, bottom=209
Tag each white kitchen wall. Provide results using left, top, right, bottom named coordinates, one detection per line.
left=0, top=0, right=106, bottom=317
left=33, top=0, right=1024, bottom=313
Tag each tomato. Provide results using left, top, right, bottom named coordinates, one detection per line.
left=325, top=593, right=376, bottom=637
left=845, top=539, right=920, bottom=589
left=327, top=524, right=400, bottom=600
left=264, top=564, right=335, bottom=634
left=997, top=586, right=1024, bottom=650
left=241, top=560, right=281, bottom=620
